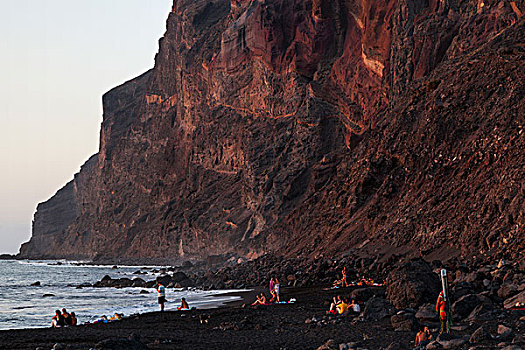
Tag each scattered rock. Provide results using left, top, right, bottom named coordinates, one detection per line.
left=452, top=294, right=492, bottom=320
left=498, top=283, right=519, bottom=299
left=497, top=325, right=514, bottom=339
left=469, top=326, right=491, bottom=343
left=339, top=342, right=361, bottom=350
left=95, top=338, right=149, bottom=350
left=504, top=291, right=525, bottom=309
left=438, top=337, right=468, bottom=349
left=317, top=339, right=338, bottom=350
left=132, top=278, right=146, bottom=288
left=390, top=312, right=418, bottom=331
left=384, top=341, right=408, bottom=349
left=425, top=340, right=441, bottom=349
left=415, top=303, right=437, bottom=322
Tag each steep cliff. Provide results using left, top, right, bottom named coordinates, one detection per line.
left=19, top=0, right=524, bottom=263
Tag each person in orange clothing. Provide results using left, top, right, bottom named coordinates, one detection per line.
left=436, top=291, right=449, bottom=334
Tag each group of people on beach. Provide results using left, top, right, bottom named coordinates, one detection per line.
left=51, top=308, right=77, bottom=327
left=157, top=281, right=191, bottom=311
left=252, top=277, right=281, bottom=306
left=93, top=313, right=123, bottom=324
left=327, top=295, right=361, bottom=315
left=333, top=267, right=383, bottom=288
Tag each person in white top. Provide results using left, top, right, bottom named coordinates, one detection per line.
left=351, top=299, right=360, bottom=313
left=157, top=282, right=166, bottom=311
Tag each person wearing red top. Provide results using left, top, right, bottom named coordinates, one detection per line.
left=436, top=291, right=449, bottom=334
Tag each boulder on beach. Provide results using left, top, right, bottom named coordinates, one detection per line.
left=316, top=339, right=338, bottom=350
left=350, top=288, right=376, bottom=302
left=415, top=303, right=437, bottom=322
left=386, top=259, right=440, bottom=309
left=362, top=297, right=395, bottom=321
left=504, top=290, right=525, bottom=309
left=469, top=326, right=492, bottom=343
left=452, top=293, right=492, bottom=320
left=132, top=278, right=146, bottom=288
left=390, top=312, right=419, bottom=331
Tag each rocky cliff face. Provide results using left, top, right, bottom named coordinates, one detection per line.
left=19, top=0, right=524, bottom=263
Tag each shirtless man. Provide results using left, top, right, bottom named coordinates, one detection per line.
left=415, top=326, right=432, bottom=348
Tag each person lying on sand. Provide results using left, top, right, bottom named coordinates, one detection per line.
left=93, top=315, right=108, bottom=324
left=177, top=297, right=190, bottom=310
left=51, top=310, right=65, bottom=327
left=252, top=293, right=267, bottom=306
left=109, top=313, right=123, bottom=321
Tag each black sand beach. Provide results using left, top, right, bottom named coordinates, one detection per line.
left=1, top=286, right=523, bottom=350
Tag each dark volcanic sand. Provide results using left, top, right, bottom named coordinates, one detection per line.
left=0, top=286, right=521, bottom=350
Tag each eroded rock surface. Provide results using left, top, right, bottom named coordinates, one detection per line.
left=19, top=0, right=525, bottom=264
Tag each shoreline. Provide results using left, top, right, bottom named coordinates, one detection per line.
left=1, top=285, right=522, bottom=350
left=0, top=286, right=259, bottom=333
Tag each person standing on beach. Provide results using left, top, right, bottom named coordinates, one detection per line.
left=157, top=282, right=166, bottom=311
left=274, top=278, right=280, bottom=302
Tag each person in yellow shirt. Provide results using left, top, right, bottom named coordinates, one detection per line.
left=336, top=298, right=349, bottom=314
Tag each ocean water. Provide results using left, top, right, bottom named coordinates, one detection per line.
left=0, top=260, right=246, bottom=330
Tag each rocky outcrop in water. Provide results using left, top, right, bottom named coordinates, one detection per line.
left=19, top=0, right=525, bottom=264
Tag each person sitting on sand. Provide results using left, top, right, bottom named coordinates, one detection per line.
left=252, top=293, right=267, bottom=306
left=336, top=297, right=349, bottom=314
left=51, top=310, right=65, bottom=327
left=350, top=299, right=360, bottom=314
left=62, top=308, right=72, bottom=326
left=177, top=297, right=190, bottom=310
left=70, top=312, right=77, bottom=326
left=414, top=325, right=432, bottom=348
left=328, top=295, right=342, bottom=314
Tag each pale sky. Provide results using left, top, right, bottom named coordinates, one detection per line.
left=0, top=0, right=172, bottom=254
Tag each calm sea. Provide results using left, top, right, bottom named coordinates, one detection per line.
left=0, top=260, right=244, bottom=330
